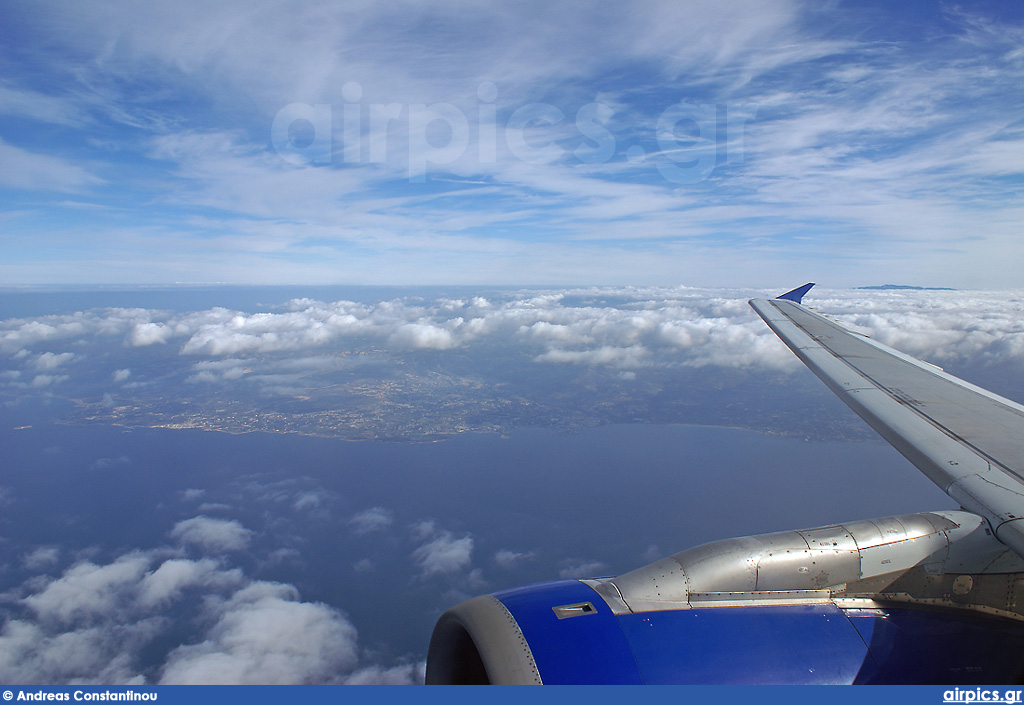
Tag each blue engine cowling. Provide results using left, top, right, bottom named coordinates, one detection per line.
left=426, top=578, right=1024, bottom=684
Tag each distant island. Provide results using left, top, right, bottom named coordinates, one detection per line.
left=857, top=284, right=956, bottom=291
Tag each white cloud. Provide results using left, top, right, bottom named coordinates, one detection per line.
left=22, top=547, right=60, bottom=572
left=521, top=321, right=592, bottom=345
left=137, top=558, right=239, bottom=609
left=31, top=374, right=68, bottom=387
left=292, top=491, right=322, bottom=512
left=170, top=516, right=253, bottom=553
left=0, top=83, right=89, bottom=127
left=344, top=662, right=424, bottom=685
left=112, top=368, right=132, bottom=382
left=348, top=507, right=394, bottom=536
left=493, top=549, right=535, bottom=570
left=0, top=617, right=156, bottom=685
left=387, top=323, right=456, bottom=350
left=558, top=559, right=610, bottom=579
left=197, top=502, right=232, bottom=513
left=410, top=521, right=474, bottom=579
left=23, top=554, right=151, bottom=624
left=535, top=344, right=647, bottom=368
left=187, top=358, right=248, bottom=383
left=128, top=322, right=172, bottom=347
left=0, top=138, right=103, bottom=192
left=1, top=541, right=419, bottom=684
left=159, top=582, right=359, bottom=685
left=34, top=352, right=75, bottom=370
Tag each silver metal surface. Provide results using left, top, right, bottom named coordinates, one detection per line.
left=589, top=510, right=1024, bottom=617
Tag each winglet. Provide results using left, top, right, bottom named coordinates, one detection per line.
left=777, top=283, right=815, bottom=304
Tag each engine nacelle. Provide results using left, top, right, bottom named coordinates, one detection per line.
left=427, top=511, right=1024, bottom=684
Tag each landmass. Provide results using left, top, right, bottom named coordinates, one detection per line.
left=22, top=357, right=874, bottom=443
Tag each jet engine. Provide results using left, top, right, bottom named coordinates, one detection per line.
left=426, top=510, right=1024, bottom=684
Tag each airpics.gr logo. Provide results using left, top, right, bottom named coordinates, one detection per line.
left=944, top=689, right=1023, bottom=704
left=270, top=81, right=758, bottom=185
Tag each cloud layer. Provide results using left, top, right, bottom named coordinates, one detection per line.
left=0, top=517, right=421, bottom=685
left=5, top=288, right=1024, bottom=386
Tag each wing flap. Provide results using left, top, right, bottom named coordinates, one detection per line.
left=750, top=296, right=1024, bottom=558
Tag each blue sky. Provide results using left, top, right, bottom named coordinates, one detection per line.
left=2, top=0, right=1024, bottom=287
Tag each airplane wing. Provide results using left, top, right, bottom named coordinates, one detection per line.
left=429, top=284, right=1024, bottom=684
left=750, top=284, right=1024, bottom=559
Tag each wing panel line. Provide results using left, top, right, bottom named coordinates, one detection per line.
left=765, top=298, right=1019, bottom=483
